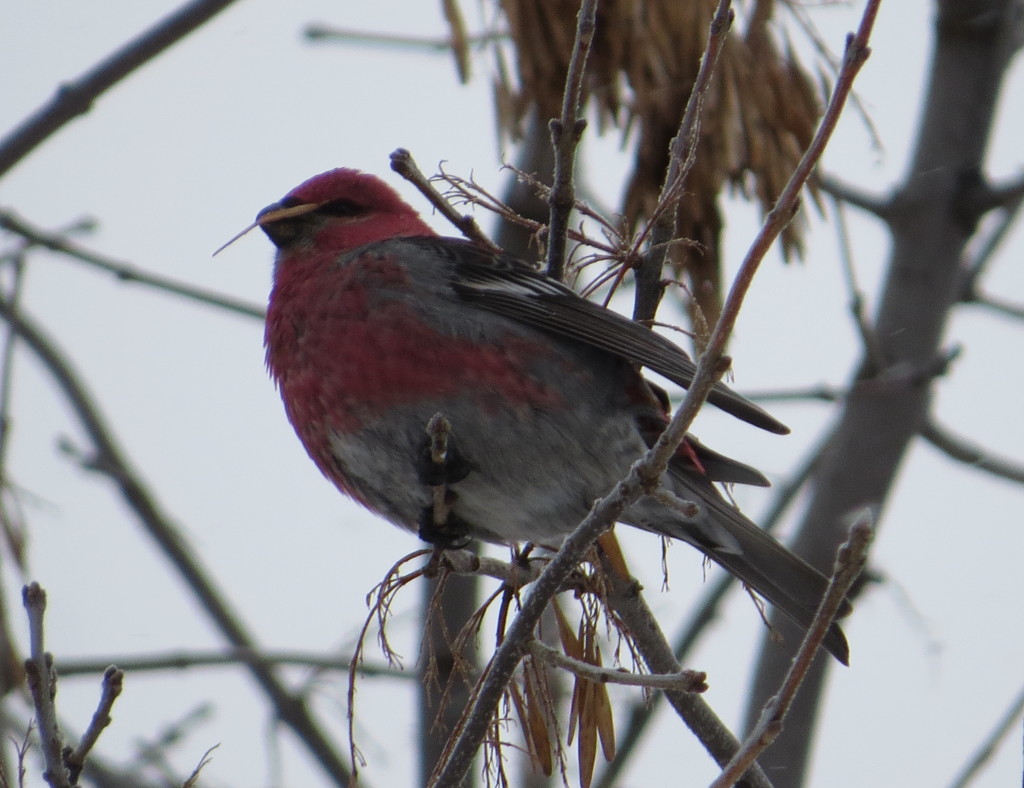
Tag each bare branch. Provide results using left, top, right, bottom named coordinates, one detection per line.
left=0, top=209, right=265, bottom=319
left=739, top=384, right=845, bottom=404
left=181, top=745, right=219, bottom=788
left=780, top=1, right=884, bottom=153
left=0, top=298, right=355, bottom=787
left=389, top=149, right=500, bottom=252
left=0, top=251, right=26, bottom=480
left=595, top=428, right=837, bottom=788
left=597, top=556, right=774, bottom=788
left=529, top=640, right=707, bottom=693
left=961, top=172, right=1024, bottom=214
left=435, top=166, right=621, bottom=258
left=944, top=682, right=1024, bottom=788
left=430, top=4, right=877, bottom=780
left=304, top=25, right=506, bottom=51
left=64, top=666, right=124, bottom=785
left=964, top=289, right=1024, bottom=320
left=51, top=649, right=409, bottom=679
left=921, top=418, right=1024, bottom=485
left=0, top=0, right=242, bottom=179
left=710, top=516, right=873, bottom=788
left=961, top=184, right=1024, bottom=294
left=428, top=484, right=638, bottom=787
left=834, top=197, right=886, bottom=370
left=817, top=173, right=892, bottom=219
left=436, top=548, right=547, bottom=589
left=634, top=0, right=734, bottom=323
left=545, top=0, right=599, bottom=281
left=22, top=582, right=72, bottom=788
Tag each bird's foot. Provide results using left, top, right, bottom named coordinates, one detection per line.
left=418, top=505, right=473, bottom=550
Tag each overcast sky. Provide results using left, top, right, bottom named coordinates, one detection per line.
left=2, top=2, right=1023, bottom=787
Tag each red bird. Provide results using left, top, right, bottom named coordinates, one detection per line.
left=257, top=168, right=850, bottom=663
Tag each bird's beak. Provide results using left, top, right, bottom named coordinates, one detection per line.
left=212, top=201, right=323, bottom=256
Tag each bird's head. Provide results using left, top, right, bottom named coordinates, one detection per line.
left=253, top=168, right=434, bottom=255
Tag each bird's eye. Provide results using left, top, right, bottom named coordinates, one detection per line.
left=318, top=199, right=364, bottom=217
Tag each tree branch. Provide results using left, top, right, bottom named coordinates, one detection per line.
left=593, top=427, right=836, bottom=788
left=304, top=24, right=506, bottom=51
left=0, top=209, right=265, bottom=319
left=0, top=298, right=356, bottom=788
left=963, top=289, right=1024, bottom=320
left=389, top=149, right=500, bottom=252
left=944, top=681, right=1024, bottom=788
left=597, top=556, right=773, bottom=788
left=711, top=517, right=872, bottom=788
left=528, top=640, right=707, bottom=692
left=64, top=666, right=124, bottom=785
left=816, top=173, right=892, bottom=219
left=744, top=2, right=1014, bottom=782
left=920, top=417, right=1024, bottom=485
left=634, top=0, right=734, bottom=323
left=22, top=583, right=72, bottom=788
left=960, top=182, right=1024, bottom=296
left=545, top=0, right=599, bottom=281
left=51, top=649, right=409, bottom=679
left=0, top=0, right=242, bottom=179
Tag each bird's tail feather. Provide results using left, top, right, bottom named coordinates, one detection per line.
left=643, top=474, right=852, bottom=664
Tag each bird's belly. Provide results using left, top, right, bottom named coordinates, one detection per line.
left=328, top=395, right=645, bottom=545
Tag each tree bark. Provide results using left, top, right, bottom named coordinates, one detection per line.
left=742, top=3, right=1023, bottom=786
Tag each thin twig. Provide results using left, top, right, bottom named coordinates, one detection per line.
left=920, top=417, right=1024, bottom=485
left=0, top=0, right=241, bottom=178
left=49, top=649, right=409, bottom=679
left=304, top=24, right=506, bottom=50
left=389, top=148, right=500, bottom=252
left=0, top=250, right=26, bottom=480
left=594, top=427, right=836, bottom=788
left=780, top=1, right=883, bottom=153
left=738, top=384, right=845, bottom=404
left=64, top=666, right=124, bottom=784
left=944, top=682, right=1024, bottom=788
left=833, top=196, right=886, bottom=370
left=0, top=298, right=356, bottom=788
left=545, top=0, right=599, bottom=281
left=182, top=745, right=219, bottom=788
left=437, top=548, right=547, bottom=589
left=436, top=167, right=620, bottom=257
left=21, top=583, right=72, bottom=788
left=684, top=1, right=877, bottom=456
left=816, top=173, right=892, bottom=219
left=634, top=0, right=734, bottom=323
left=597, top=557, right=773, bottom=788
left=0, top=209, right=265, bottom=319
left=960, top=188, right=1024, bottom=293
left=964, top=290, right=1024, bottom=320
left=529, top=640, right=707, bottom=692
left=127, top=703, right=211, bottom=777
left=709, top=516, right=873, bottom=788
left=432, top=2, right=878, bottom=780
left=428, top=458, right=645, bottom=786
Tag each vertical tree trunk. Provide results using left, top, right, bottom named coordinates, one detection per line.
left=742, top=3, right=1022, bottom=785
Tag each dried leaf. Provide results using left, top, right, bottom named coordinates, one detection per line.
left=523, top=660, right=554, bottom=776
left=442, top=0, right=471, bottom=83
left=577, top=678, right=597, bottom=788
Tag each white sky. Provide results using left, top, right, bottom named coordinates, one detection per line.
left=2, top=2, right=1023, bottom=787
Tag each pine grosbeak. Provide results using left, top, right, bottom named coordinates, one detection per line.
left=256, top=168, right=850, bottom=663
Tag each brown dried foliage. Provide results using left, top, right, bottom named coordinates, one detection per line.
left=463, top=0, right=822, bottom=341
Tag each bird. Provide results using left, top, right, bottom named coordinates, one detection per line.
left=254, top=167, right=851, bottom=663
